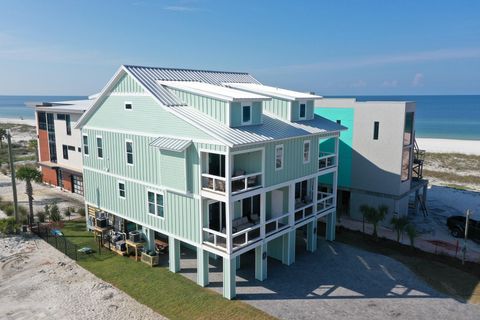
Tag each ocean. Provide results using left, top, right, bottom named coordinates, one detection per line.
left=0, top=95, right=479, bottom=140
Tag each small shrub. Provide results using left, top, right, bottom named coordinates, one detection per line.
left=49, top=204, right=61, bottom=222
left=36, top=211, right=46, bottom=223
left=0, top=168, right=8, bottom=175
left=78, top=207, right=86, bottom=217
left=3, top=204, right=14, bottom=217
left=63, top=207, right=72, bottom=220
left=0, top=217, right=18, bottom=234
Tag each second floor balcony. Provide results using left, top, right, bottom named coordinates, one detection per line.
left=201, top=150, right=263, bottom=197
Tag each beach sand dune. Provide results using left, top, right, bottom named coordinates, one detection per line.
left=417, top=138, right=480, bottom=155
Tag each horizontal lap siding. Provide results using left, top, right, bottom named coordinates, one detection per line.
left=168, top=88, right=228, bottom=124
left=83, top=169, right=201, bottom=243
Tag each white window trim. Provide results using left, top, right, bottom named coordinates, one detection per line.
left=241, top=103, right=252, bottom=125
left=118, top=180, right=126, bottom=199
left=146, top=190, right=165, bottom=219
left=298, top=100, right=307, bottom=120
left=303, top=140, right=311, bottom=164
left=125, top=139, right=134, bottom=166
left=82, top=134, right=89, bottom=157
left=275, top=144, right=284, bottom=171
left=124, top=101, right=133, bottom=111
left=96, top=135, right=103, bottom=159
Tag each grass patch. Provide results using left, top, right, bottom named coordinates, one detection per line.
left=61, top=220, right=274, bottom=320
left=334, top=226, right=480, bottom=304
left=423, top=169, right=480, bottom=185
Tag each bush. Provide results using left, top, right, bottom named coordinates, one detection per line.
left=3, top=204, right=14, bottom=217
left=49, top=204, right=61, bottom=222
left=0, top=217, right=18, bottom=234
left=36, top=211, right=46, bottom=223
left=78, top=207, right=86, bottom=217
left=18, top=206, right=28, bottom=225
left=63, top=207, right=72, bottom=220
left=406, top=224, right=418, bottom=247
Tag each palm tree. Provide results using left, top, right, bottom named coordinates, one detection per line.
left=0, top=128, right=7, bottom=149
left=28, top=139, right=38, bottom=163
left=363, top=205, right=388, bottom=239
left=390, top=216, right=409, bottom=242
left=359, top=204, right=372, bottom=234
left=16, top=166, right=42, bottom=227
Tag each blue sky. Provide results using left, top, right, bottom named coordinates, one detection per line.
left=0, top=0, right=479, bottom=95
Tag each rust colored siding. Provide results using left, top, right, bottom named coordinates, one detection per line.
left=62, top=171, right=73, bottom=192
left=38, top=129, right=50, bottom=161
left=41, top=166, right=57, bottom=186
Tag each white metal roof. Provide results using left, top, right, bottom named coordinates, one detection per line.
left=33, top=98, right=95, bottom=113
left=158, top=81, right=271, bottom=102
left=149, top=136, right=192, bottom=152
left=224, top=83, right=322, bottom=101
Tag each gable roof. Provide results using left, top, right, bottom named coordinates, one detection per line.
left=76, top=65, right=345, bottom=147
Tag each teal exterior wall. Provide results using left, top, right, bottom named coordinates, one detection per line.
left=230, top=101, right=263, bottom=127
left=291, top=100, right=314, bottom=121
left=83, top=170, right=202, bottom=243
left=232, top=150, right=262, bottom=175
left=262, top=98, right=290, bottom=121
left=167, top=88, right=229, bottom=125
left=315, top=107, right=354, bottom=188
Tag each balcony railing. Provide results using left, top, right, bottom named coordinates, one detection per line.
left=203, top=227, right=227, bottom=249
left=265, top=212, right=290, bottom=236
left=317, top=192, right=335, bottom=213
left=232, top=224, right=262, bottom=250
left=319, top=152, right=335, bottom=170
left=201, top=173, right=226, bottom=193
left=231, top=172, right=262, bottom=195
left=294, top=203, right=315, bottom=223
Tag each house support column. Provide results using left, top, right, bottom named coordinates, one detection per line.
left=282, top=230, right=296, bottom=265
left=255, top=243, right=268, bottom=281
left=223, top=256, right=236, bottom=300
left=422, top=184, right=428, bottom=205
left=236, top=255, right=241, bottom=270
left=197, top=247, right=209, bottom=287
left=168, top=236, right=180, bottom=273
left=144, top=228, right=155, bottom=252
left=306, top=220, right=317, bottom=252
left=326, top=211, right=336, bottom=241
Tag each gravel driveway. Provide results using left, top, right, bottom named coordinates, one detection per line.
left=180, top=237, right=480, bottom=320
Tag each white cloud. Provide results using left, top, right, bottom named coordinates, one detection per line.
left=255, top=47, right=480, bottom=74
left=382, top=80, right=398, bottom=87
left=164, top=5, right=200, bottom=11
left=412, top=73, right=424, bottom=87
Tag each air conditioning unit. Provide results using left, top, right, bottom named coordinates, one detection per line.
left=96, top=217, right=107, bottom=228
left=129, top=230, right=141, bottom=243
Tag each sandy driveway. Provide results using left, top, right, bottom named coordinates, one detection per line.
left=0, top=236, right=166, bottom=320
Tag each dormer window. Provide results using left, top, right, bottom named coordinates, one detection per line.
left=299, top=102, right=306, bottom=120
left=125, top=101, right=132, bottom=110
left=242, top=104, right=252, bottom=125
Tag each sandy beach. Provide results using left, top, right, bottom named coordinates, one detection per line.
left=0, top=117, right=36, bottom=126
left=417, top=138, right=480, bottom=155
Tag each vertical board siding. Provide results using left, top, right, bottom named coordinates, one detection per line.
left=291, top=100, right=315, bottom=121
left=83, top=170, right=201, bottom=243
left=168, top=88, right=228, bottom=124
left=263, top=98, right=291, bottom=121
left=112, top=74, right=145, bottom=93
left=230, top=101, right=263, bottom=127
left=86, top=94, right=217, bottom=140
left=160, top=150, right=186, bottom=191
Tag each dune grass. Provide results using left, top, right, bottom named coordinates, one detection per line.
left=61, top=220, right=275, bottom=320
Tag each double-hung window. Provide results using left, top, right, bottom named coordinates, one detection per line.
left=299, top=102, right=307, bottom=120
left=65, top=114, right=71, bottom=135
left=147, top=191, right=164, bottom=218
left=82, top=135, right=89, bottom=156
left=275, top=145, right=284, bottom=170
left=96, top=136, right=103, bottom=159
left=118, top=181, right=125, bottom=199
left=126, top=140, right=133, bottom=165
left=242, top=104, right=252, bottom=125
left=303, top=140, right=311, bottom=163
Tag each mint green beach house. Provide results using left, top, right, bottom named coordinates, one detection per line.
left=76, top=65, right=344, bottom=299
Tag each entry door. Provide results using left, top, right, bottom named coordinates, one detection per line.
left=271, top=190, right=284, bottom=217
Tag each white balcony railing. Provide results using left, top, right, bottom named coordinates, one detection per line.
left=265, top=212, right=290, bottom=236
left=317, top=192, right=335, bottom=213
left=319, top=152, right=336, bottom=170
left=203, top=227, right=227, bottom=249
left=294, top=203, right=315, bottom=223
left=232, top=224, right=262, bottom=250
left=201, top=173, right=226, bottom=193
left=231, top=172, right=262, bottom=195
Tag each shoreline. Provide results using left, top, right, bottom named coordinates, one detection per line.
left=0, top=117, right=36, bottom=126
left=416, top=138, right=480, bottom=156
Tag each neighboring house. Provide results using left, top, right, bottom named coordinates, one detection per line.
left=76, top=65, right=345, bottom=299
left=315, top=98, right=428, bottom=225
left=34, top=96, right=96, bottom=195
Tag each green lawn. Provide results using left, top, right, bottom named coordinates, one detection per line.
left=61, top=220, right=274, bottom=320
